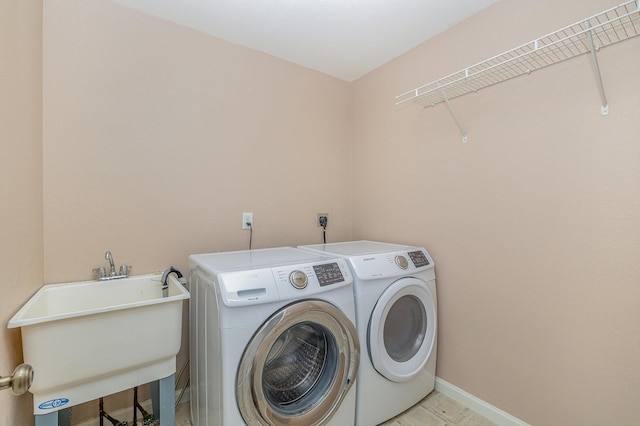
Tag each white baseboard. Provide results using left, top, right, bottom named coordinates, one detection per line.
left=435, top=377, right=530, bottom=426
left=75, top=388, right=190, bottom=426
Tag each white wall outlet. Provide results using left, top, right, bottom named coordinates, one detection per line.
left=317, top=213, right=328, bottom=227
left=242, top=212, right=253, bottom=230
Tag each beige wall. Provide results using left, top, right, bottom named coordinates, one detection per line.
left=43, top=0, right=353, bottom=284
left=352, top=0, right=640, bottom=425
left=0, top=1, right=43, bottom=425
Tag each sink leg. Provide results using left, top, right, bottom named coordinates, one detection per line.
left=150, top=373, right=175, bottom=426
left=58, top=408, right=72, bottom=426
left=35, top=408, right=71, bottom=426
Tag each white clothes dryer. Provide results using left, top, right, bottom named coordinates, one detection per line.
left=299, top=241, right=437, bottom=426
left=189, top=247, right=360, bottom=426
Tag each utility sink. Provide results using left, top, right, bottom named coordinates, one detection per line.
left=8, top=273, right=189, bottom=415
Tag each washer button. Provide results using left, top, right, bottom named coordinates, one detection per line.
left=289, top=270, right=308, bottom=289
left=394, top=255, right=409, bottom=270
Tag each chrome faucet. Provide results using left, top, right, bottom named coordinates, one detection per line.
left=105, top=251, right=116, bottom=276
left=93, top=251, right=132, bottom=281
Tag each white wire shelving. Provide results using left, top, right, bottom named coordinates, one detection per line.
left=395, top=0, right=640, bottom=143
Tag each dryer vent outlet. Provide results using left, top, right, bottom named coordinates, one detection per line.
left=317, top=214, right=328, bottom=228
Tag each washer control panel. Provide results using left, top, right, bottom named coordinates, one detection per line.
left=272, top=258, right=352, bottom=299
left=286, top=264, right=347, bottom=289
left=216, top=258, right=352, bottom=306
left=312, top=262, right=345, bottom=287
left=283, top=262, right=346, bottom=289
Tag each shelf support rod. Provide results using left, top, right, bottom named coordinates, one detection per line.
left=437, top=82, right=468, bottom=143
left=584, top=20, right=609, bottom=115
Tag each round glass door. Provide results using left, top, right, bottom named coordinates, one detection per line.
left=237, top=300, right=359, bottom=426
left=368, top=278, right=436, bottom=382
left=262, top=322, right=336, bottom=412
left=384, top=294, right=427, bottom=362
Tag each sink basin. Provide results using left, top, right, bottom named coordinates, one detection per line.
left=8, top=273, right=189, bottom=415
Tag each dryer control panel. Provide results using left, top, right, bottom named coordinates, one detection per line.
left=407, top=250, right=430, bottom=267
left=348, top=248, right=435, bottom=281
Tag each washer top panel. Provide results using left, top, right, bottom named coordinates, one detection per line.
left=189, top=247, right=334, bottom=274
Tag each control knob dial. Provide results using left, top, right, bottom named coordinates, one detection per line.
left=394, top=255, right=409, bottom=270
left=289, top=270, right=308, bottom=289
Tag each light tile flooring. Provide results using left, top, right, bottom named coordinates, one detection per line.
left=175, top=400, right=192, bottom=426
left=380, top=391, right=496, bottom=426
left=175, top=391, right=496, bottom=425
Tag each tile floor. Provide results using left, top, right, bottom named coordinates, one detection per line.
left=175, top=391, right=496, bottom=425
left=175, top=400, right=191, bottom=426
left=380, top=391, right=496, bottom=426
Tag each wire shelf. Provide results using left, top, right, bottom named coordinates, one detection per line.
left=396, top=0, right=640, bottom=108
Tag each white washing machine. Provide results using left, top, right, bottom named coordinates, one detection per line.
left=189, top=247, right=360, bottom=426
left=299, top=241, right=437, bottom=426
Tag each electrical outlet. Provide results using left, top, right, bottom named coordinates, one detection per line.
left=242, top=212, right=253, bottom=230
left=317, top=213, right=328, bottom=228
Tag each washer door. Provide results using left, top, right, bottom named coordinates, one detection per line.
left=237, top=300, right=359, bottom=426
left=368, top=278, right=436, bottom=382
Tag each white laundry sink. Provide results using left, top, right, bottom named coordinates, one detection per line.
left=8, top=273, right=189, bottom=415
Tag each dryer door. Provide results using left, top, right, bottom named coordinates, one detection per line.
left=368, top=277, right=436, bottom=382
left=237, top=300, right=359, bottom=426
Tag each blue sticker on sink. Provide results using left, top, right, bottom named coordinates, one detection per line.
left=38, top=398, right=69, bottom=410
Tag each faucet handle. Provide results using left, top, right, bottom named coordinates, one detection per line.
left=119, top=265, right=132, bottom=276
left=93, top=267, right=107, bottom=280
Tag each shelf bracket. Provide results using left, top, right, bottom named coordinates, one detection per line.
left=584, top=20, right=609, bottom=115
left=437, top=82, right=468, bottom=143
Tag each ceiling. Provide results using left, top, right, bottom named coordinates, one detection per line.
left=114, top=0, right=499, bottom=82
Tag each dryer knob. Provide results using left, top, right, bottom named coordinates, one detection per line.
left=289, top=270, right=308, bottom=289
left=394, top=255, right=409, bottom=270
